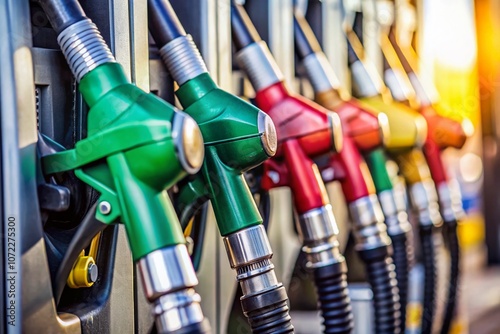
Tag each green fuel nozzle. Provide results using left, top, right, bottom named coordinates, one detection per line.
left=37, top=0, right=210, bottom=332
left=148, top=1, right=293, bottom=332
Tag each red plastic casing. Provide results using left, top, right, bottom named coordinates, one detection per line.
left=420, top=105, right=468, bottom=187
left=256, top=82, right=337, bottom=214
left=320, top=100, right=382, bottom=203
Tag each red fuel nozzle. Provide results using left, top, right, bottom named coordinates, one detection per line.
left=254, top=81, right=343, bottom=214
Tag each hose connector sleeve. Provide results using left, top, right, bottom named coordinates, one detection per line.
left=57, top=19, right=116, bottom=82
left=235, top=41, right=284, bottom=92
left=223, top=225, right=294, bottom=333
left=159, top=34, right=208, bottom=86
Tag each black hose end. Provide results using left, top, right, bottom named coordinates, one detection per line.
left=419, top=224, right=438, bottom=334
left=293, top=13, right=319, bottom=60
left=391, top=233, right=414, bottom=333
left=312, top=261, right=354, bottom=334
left=441, top=220, right=460, bottom=334
left=36, top=0, right=87, bottom=35
left=230, top=2, right=262, bottom=52
left=359, top=247, right=402, bottom=334
left=240, top=284, right=294, bottom=334
left=148, top=0, right=186, bottom=49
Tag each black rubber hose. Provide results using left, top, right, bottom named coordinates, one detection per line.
left=391, top=232, right=414, bottom=333
left=312, top=261, right=354, bottom=333
left=346, top=39, right=359, bottom=66
left=293, top=13, right=320, bottom=60
left=258, top=191, right=271, bottom=230
left=240, top=284, right=294, bottom=333
left=148, top=0, right=186, bottom=48
left=419, top=224, right=438, bottom=334
left=191, top=203, right=209, bottom=272
left=359, top=247, right=401, bottom=334
left=53, top=202, right=106, bottom=305
left=441, top=220, right=460, bottom=334
left=34, top=0, right=86, bottom=34
left=352, top=11, right=364, bottom=45
left=230, top=2, right=262, bottom=52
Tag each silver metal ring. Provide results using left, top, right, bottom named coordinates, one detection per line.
left=57, top=19, right=115, bottom=82
left=154, top=289, right=205, bottom=333
left=159, top=35, right=208, bottom=86
left=138, top=245, right=199, bottom=301
left=350, top=60, right=382, bottom=98
left=349, top=195, right=391, bottom=250
left=235, top=41, right=284, bottom=92
left=378, top=189, right=412, bottom=236
left=223, top=225, right=273, bottom=268
left=297, top=205, right=339, bottom=244
left=302, top=52, right=341, bottom=93
left=409, top=181, right=443, bottom=227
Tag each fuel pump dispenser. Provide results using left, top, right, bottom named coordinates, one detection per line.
left=231, top=2, right=410, bottom=332
left=147, top=1, right=294, bottom=332
left=346, top=7, right=448, bottom=334
left=35, top=0, right=211, bottom=332
left=378, top=2, right=471, bottom=331
left=293, top=9, right=415, bottom=333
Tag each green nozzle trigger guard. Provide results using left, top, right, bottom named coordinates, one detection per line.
left=41, top=63, right=193, bottom=260
left=175, top=73, right=273, bottom=236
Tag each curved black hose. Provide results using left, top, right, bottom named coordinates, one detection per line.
left=258, top=191, right=271, bottom=230
left=312, top=261, right=354, bottom=333
left=53, top=202, right=106, bottom=305
left=191, top=203, right=209, bottom=272
left=148, top=0, right=186, bottom=48
left=419, top=224, right=438, bottom=334
left=293, top=13, right=319, bottom=60
left=240, top=284, right=294, bottom=333
left=346, top=39, right=359, bottom=66
left=441, top=220, right=460, bottom=334
left=391, top=232, right=414, bottom=333
left=359, top=247, right=401, bottom=334
left=230, top=2, right=262, bottom=52
left=34, top=0, right=86, bottom=34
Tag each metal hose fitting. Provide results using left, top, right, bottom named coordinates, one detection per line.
left=349, top=195, right=401, bottom=333
left=378, top=189, right=414, bottom=333
left=297, top=205, right=353, bottom=333
left=159, top=34, right=208, bottom=86
left=408, top=180, right=442, bottom=228
left=57, top=18, right=116, bottom=82
left=223, top=225, right=294, bottom=333
left=348, top=195, right=392, bottom=252
left=378, top=190, right=412, bottom=238
left=235, top=41, right=284, bottom=92
left=138, top=245, right=210, bottom=334
left=302, top=52, right=341, bottom=93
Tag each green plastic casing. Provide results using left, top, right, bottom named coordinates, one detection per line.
left=175, top=73, right=271, bottom=236
left=43, top=63, right=190, bottom=261
left=365, top=148, right=394, bottom=193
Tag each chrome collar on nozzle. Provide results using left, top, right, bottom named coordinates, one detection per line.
left=348, top=195, right=392, bottom=251
left=57, top=19, right=116, bottom=82
left=297, top=205, right=344, bottom=267
left=235, top=41, right=284, bottom=92
left=138, top=245, right=207, bottom=333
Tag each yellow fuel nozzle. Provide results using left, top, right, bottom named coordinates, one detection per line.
left=359, top=96, right=428, bottom=152
left=67, top=232, right=101, bottom=289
